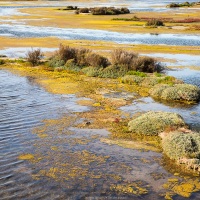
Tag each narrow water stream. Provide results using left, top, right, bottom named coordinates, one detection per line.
left=0, top=24, right=200, bottom=46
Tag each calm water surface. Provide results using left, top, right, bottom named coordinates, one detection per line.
left=1, top=70, right=200, bottom=199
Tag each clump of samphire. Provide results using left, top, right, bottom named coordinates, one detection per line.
left=150, top=84, right=200, bottom=103
left=162, top=130, right=200, bottom=171
left=128, top=111, right=186, bottom=136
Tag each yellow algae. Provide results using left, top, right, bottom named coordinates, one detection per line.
left=76, top=99, right=94, bottom=106
left=92, top=102, right=101, bottom=107
left=173, top=183, right=195, bottom=197
left=37, top=133, right=48, bottom=138
left=100, top=138, right=161, bottom=152
left=163, top=178, right=200, bottom=198
left=111, top=182, right=148, bottom=195
left=51, top=146, right=58, bottom=151
left=68, top=138, right=91, bottom=146
left=18, top=154, right=34, bottom=160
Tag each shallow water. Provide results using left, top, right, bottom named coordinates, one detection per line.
left=143, top=53, right=200, bottom=68
left=1, top=69, right=200, bottom=199
left=167, top=68, right=200, bottom=87
left=0, top=24, right=200, bottom=46
left=142, top=53, right=200, bottom=88
left=0, top=47, right=57, bottom=58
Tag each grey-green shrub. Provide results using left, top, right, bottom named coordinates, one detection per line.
left=121, top=75, right=144, bottom=85
left=48, top=56, right=65, bottom=68
left=98, top=65, right=127, bottom=78
left=146, top=19, right=164, bottom=27
left=81, top=66, right=100, bottom=77
left=150, top=84, right=200, bottom=102
left=162, top=131, right=200, bottom=160
left=128, top=111, right=186, bottom=136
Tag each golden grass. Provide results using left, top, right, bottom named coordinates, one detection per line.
left=1, top=37, right=200, bottom=58
left=1, top=6, right=199, bottom=34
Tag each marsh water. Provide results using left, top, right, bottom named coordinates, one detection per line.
left=1, top=24, right=200, bottom=46
left=1, top=0, right=200, bottom=199
left=1, top=69, right=200, bottom=200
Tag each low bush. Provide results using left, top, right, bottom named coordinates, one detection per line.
left=26, top=48, right=43, bottom=66
left=146, top=19, right=164, bottom=27
left=111, top=49, right=138, bottom=70
left=76, top=48, right=91, bottom=67
left=121, top=75, right=144, bottom=85
left=55, top=44, right=77, bottom=63
left=128, top=111, right=186, bottom=136
left=79, top=8, right=90, bottom=13
left=133, top=56, right=164, bottom=73
left=150, top=84, right=200, bottom=103
left=0, top=59, right=5, bottom=65
left=82, top=65, right=127, bottom=78
left=65, top=59, right=82, bottom=72
left=112, top=16, right=140, bottom=21
left=86, top=53, right=110, bottom=68
left=127, top=70, right=147, bottom=77
left=98, top=65, right=127, bottom=78
left=122, top=74, right=176, bottom=87
left=47, top=56, right=65, bottom=69
left=162, top=131, right=200, bottom=160
left=167, top=2, right=195, bottom=8
left=91, top=7, right=130, bottom=15
left=60, top=6, right=78, bottom=10
left=81, top=66, right=100, bottom=77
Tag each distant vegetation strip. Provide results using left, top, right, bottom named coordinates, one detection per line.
left=112, top=16, right=200, bottom=24
left=167, top=1, right=200, bottom=8
left=58, top=6, right=130, bottom=15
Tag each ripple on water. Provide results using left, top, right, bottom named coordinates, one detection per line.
left=0, top=70, right=89, bottom=199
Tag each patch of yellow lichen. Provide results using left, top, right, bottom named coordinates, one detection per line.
left=18, top=154, right=34, bottom=160
left=111, top=182, right=148, bottom=195
left=163, top=178, right=200, bottom=198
